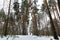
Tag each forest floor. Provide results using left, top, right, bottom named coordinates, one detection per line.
left=0, top=35, right=60, bottom=40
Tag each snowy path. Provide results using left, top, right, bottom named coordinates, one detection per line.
left=0, top=35, right=60, bottom=40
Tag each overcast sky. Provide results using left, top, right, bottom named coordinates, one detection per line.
left=0, top=0, right=43, bottom=14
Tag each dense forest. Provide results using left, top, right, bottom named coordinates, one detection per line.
left=0, top=0, right=60, bottom=40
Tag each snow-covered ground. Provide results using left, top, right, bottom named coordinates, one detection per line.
left=0, top=35, right=60, bottom=40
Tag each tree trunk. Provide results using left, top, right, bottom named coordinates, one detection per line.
left=32, top=14, right=38, bottom=35
left=3, top=0, right=11, bottom=36
left=57, top=0, right=60, bottom=11
left=53, top=1, right=60, bottom=20
left=52, top=4, right=60, bottom=36
left=45, top=0, right=59, bottom=39
left=22, top=15, right=27, bottom=35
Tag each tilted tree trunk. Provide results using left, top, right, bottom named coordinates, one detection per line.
left=49, top=0, right=60, bottom=35
left=53, top=0, right=60, bottom=20
left=57, top=0, right=60, bottom=11
left=51, top=3, right=60, bottom=36
left=51, top=0, right=60, bottom=36
left=50, top=0, right=60, bottom=20
left=45, top=0, right=59, bottom=39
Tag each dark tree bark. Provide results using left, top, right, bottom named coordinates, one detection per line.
left=57, top=0, right=60, bottom=11
left=45, top=0, right=59, bottom=39
left=3, top=0, right=11, bottom=36
left=51, top=3, right=60, bottom=36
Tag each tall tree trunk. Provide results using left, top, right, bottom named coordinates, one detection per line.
left=22, top=15, right=27, bottom=35
left=51, top=4, right=60, bottom=36
left=32, top=14, right=38, bottom=35
left=53, top=0, right=60, bottom=20
left=21, top=0, right=29, bottom=35
left=57, top=0, right=60, bottom=11
left=3, top=0, right=11, bottom=36
left=31, top=0, right=38, bottom=36
left=50, top=0, right=60, bottom=36
left=45, top=0, right=59, bottom=39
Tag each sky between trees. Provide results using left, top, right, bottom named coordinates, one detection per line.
left=0, top=0, right=43, bottom=14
